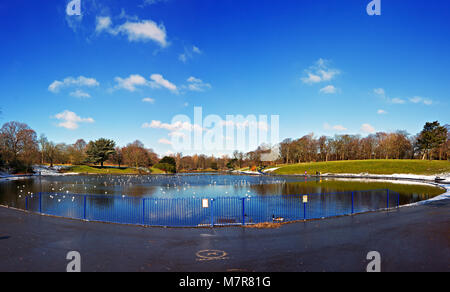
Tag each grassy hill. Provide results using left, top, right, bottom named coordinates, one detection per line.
left=273, top=160, right=450, bottom=175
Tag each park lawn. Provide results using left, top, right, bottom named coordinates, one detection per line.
left=179, top=169, right=220, bottom=173
left=149, top=167, right=166, bottom=174
left=65, top=165, right=166, bottom=175
left=273, top=160, right=450, bottom=176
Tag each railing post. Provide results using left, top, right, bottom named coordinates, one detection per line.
left=39, top=192, right=42, bottom=213
left=387, top=189, right=390, bottom=209
left=210, top=199, right=214, bottom=227
left=303, top=198, right=307, bottom=221
left=242, top=198, right=246, bottom=226
left=83, top=195, right=87, bottom=220
left=351, top=192, right=354, bottom=214
left=397, top=192, right=400, bottom=208
left=25, top=196, right=28, bottom=211
left=142, top=198, right=146, bottom=225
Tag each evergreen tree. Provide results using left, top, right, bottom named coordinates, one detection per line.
left=159, top=156, right=176, bottom=167
left=417, top=121, right=447, bottom=160
left=85, top=138, right=116, bottom=167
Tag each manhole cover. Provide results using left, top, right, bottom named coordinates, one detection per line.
left=196, top=250, right=228, bottom=261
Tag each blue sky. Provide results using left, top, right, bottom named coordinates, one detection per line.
left=0, top=0, right=449, bottom=155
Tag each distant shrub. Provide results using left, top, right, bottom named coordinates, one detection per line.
left=153, top=163, right=176, bottom=173
left=159, top=156, right=176, bottom=167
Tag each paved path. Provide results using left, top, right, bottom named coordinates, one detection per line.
left=0, top=199, right=449, bottom=272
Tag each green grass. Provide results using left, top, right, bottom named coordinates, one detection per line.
left=273, top=160, right=450, bottom=175
left=65, top=165, right=166, bottom=175
left=149, top=167, right=166, bottom=174
left=279, top=180, right=446, bottom=197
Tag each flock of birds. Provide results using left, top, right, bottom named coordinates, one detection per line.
left=12, top=174, right=288, bottom=203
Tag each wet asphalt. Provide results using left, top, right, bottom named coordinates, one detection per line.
left=0, top=199, right=449, bottom=272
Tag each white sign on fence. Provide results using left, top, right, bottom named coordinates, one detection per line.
left=303, top=195, right=308, bottom=203
left=202, top=199, right=209, bottom=208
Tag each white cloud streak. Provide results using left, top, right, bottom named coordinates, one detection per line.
left=374, top=88, right=433, bottom=106
left=179, top=45, right=202, bottom=63
left=302, top=59, right=340, bottom=84
left=142, top=120, right=202, bottom=132
left=96, top=16, right=168, bottom=47
left=323, top=123, right=347, bottom=132
left=113, top=74, right=177, bottom=92
left=150, top=74, right=177, bottom=92
left=70, top=89, right=91, bottom=98
left=142, top=97, right=155, bottom=104
left=186, top=76, right=211, bottom=92
left=319, top=85, right=338, bottom=94
left=49, top=76, right=99, bottom=93
left=54, top=110, right=94, bottom=130
left=360, top=123, right=376, bottom=133
left=114, top=74, right=148, bottom=92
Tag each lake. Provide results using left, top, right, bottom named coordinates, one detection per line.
left=0, top=174, right=444, bottom=227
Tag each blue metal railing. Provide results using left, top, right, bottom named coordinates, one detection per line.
left=20, top=189, right=401, bottom=227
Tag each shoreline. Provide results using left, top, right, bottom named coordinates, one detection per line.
left=2, top=169, right=450, bottom=182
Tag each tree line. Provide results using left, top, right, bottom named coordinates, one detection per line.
left=278, top=122, right=449, bottom=164
left=0, top=120, right=448, bottom=174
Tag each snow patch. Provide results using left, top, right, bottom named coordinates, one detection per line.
left=263, top=167, right=280, bottom=173
left=331, top=177, right=433, bottom=187
left=32, top=165, right=78, bottom=176
left=322, top=173, right=450, bottom=183
left=401, top=185, right=450, bottom=207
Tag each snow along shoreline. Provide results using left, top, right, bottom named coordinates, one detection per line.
left=237, top=169, right=450, bottom=206
left=0, top=165, right=78, bottom=181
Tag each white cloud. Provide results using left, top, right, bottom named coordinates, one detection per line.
left=391, top=98, right=406, bottom=104
left=113, top=74, right=177, bottom=92
left=186, top=76, right=211, bottom=92
left=192, top=46, right=202, bottom=54
left=302, top=73, right=322, bottom=84
left=54, top=110, right=94, bottom=130
left=150, top=74, right=177, bottom=92
left=114, top=74, right=148, bottom=92
left=179, top=45, right=202, bottom=63
left=332, top=125, right=347, bottom=131
left=96, top=16, right=112, bottom=32
left=142, top=97, right=155, bottom=104
left=374, top=89, right=433, bottom=106
left=323, top=123, right=347, bottom=132
left=374, top=88, right=385, bottom=96
left=141, top=0, right=167, bottom=6
left=377, top=109, right=387, bottom=115
left=158, top=138, right=173, bottom=145
left=96, top=16, right=168, bottom=48
left=187, top=77, right=202, bottom=83
left=319, top=85, right=338, bottom=94
left=70, top=89, right=91, bottom=98
left=118, top=20, right=167, bottom=47
left=301, top=59, right=340, bottom=84
left=49, top=76, right=99, bottom=93
left=360, top=123, right=376, bottom=133
left=409, top=96, right=433, bottom=105
left=142, top=120, right=202, bottom=132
